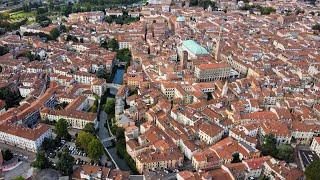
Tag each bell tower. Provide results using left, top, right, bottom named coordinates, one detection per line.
left=215, top=24, right=224, bottom=61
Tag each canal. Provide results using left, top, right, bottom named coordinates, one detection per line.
left=98, top=66, right=131, bottom=171
left=112, top=68, right=125, bottom=85
left=109, top=67, right=125, bottom=95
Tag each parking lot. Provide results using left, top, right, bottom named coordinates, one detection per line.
left=298, top=149, right=319, bottom=170
left=47, top=140, right=92, bottom=167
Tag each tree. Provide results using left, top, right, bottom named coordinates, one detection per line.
left=261, top=134, right=278, bottom=157
left=56, top=151, right=74, bottom=176
left=104, top=98, right=115, bottom=115
left=84, top=123, right=96, bottom=135
left=276, top=144, right=294, bottom=163
left=258, top=175, right=270, bottom=180
left=87, top=138, right=104, bottom=161
left=54, top=118, right=70, bottom=140
left=231, top=152, right=241, bottom=163
left=76, top=131, right=94, bottom=151
left=96, top=68, right=107, bottom=79
left=306, top=160, right=320, bottom=180
left=60, top=24, right=67, bottom=33
left=0, top=45, right=9, bottom=56
left=107, top=38, right=119, bottom=51
left=312, top=24, right=320, bottom=31
left=32, top=152, right=51, bottom=169
left=66, top=34, right=78, bottom=42
left=100, top=40, right=108, bottom=49
left=13, top=176, right=24, bottom=180
left=35, top=15, right=52, bottom=27
left=116, top=48, right=132, bottom=67
left=0, top=86, right=23, bottom=109
left=258, top=6, right=276, bottom=15
left=41, top=137, right=55, bottom=151
left=50, top=28, right=60, bottom=40
left=2, top=149, right=13, bottom=161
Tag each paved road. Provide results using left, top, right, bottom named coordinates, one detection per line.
left=98, top=111, right=131, bottom=171
left=4, top=161, right=32, bottom=179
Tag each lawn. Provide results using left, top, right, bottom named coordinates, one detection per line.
left=9, top=10, right=36, bottom=23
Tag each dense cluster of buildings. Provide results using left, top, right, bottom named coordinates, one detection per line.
left=0, top=16, right=117, bottom=152
left=0, top=0, right=319, bottom=178
left=112, top=0, right=318, bottom=178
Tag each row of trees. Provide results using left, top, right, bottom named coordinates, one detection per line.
left=240, top=4, right=276, bottom=15
left=105, top=15, right=139, bottom=25
left=22, top=0, right=140, bottom=17
left=65, top=34, right=84, bottom=43
left=22, top=27, right=60, bottom=41
left=32, top=150, right=74, bottom=176
left=114, top=127, right=139, bottom=173
left=102, top=96, right=138, bottom=173
left=190, top=0, right=216, bottom=9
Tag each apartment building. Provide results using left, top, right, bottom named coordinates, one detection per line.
left=0, top=123, right=52, bottom=152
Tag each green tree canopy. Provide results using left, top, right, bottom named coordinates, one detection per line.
left=104, top=98, right=115, bottom=115
left=107, top=38, right=119, bottom=51
left=231, top=152, right=241, bottom=163
left=50, top=27, right=60, bottom=40
left=261, top=134, right=278, bottom=157
left=96, top=68, right=107, bottom=79
left=0, top=45, right=9, bottom=56
left=56, top=151, right=74, bottom=176
left=54, top=118, right=70, bottom=140
left=276, top=144, right=294, bottom=163
left=116, top=48, right=131, bottom=63
left=41, top=137, right=54, bottom=151
left=83, top=122, right=96, bottom=135
left=2, top=149, right=13, bottom=161
left=0, top=86, right=23, bottom=109
left=13, top=176, right=24, bottom=180
left=312, top=24, right=320, bottom=31
left=87, top=138, right=104, bottom=161
left=35, top=14, right=52, bottom=27
left=306, top=160, right=320, bottom=180
left=76, top=131, right=94, bottom=151
left=32, top=152, right=51, bottom=169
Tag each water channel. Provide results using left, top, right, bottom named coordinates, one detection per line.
left=99, top=67, right=131, bottom=171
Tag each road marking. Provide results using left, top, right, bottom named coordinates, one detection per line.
left=302, top=152, right=310, bottom=165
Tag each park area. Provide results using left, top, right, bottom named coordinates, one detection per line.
left=9, top=10, right=36, bottom=23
